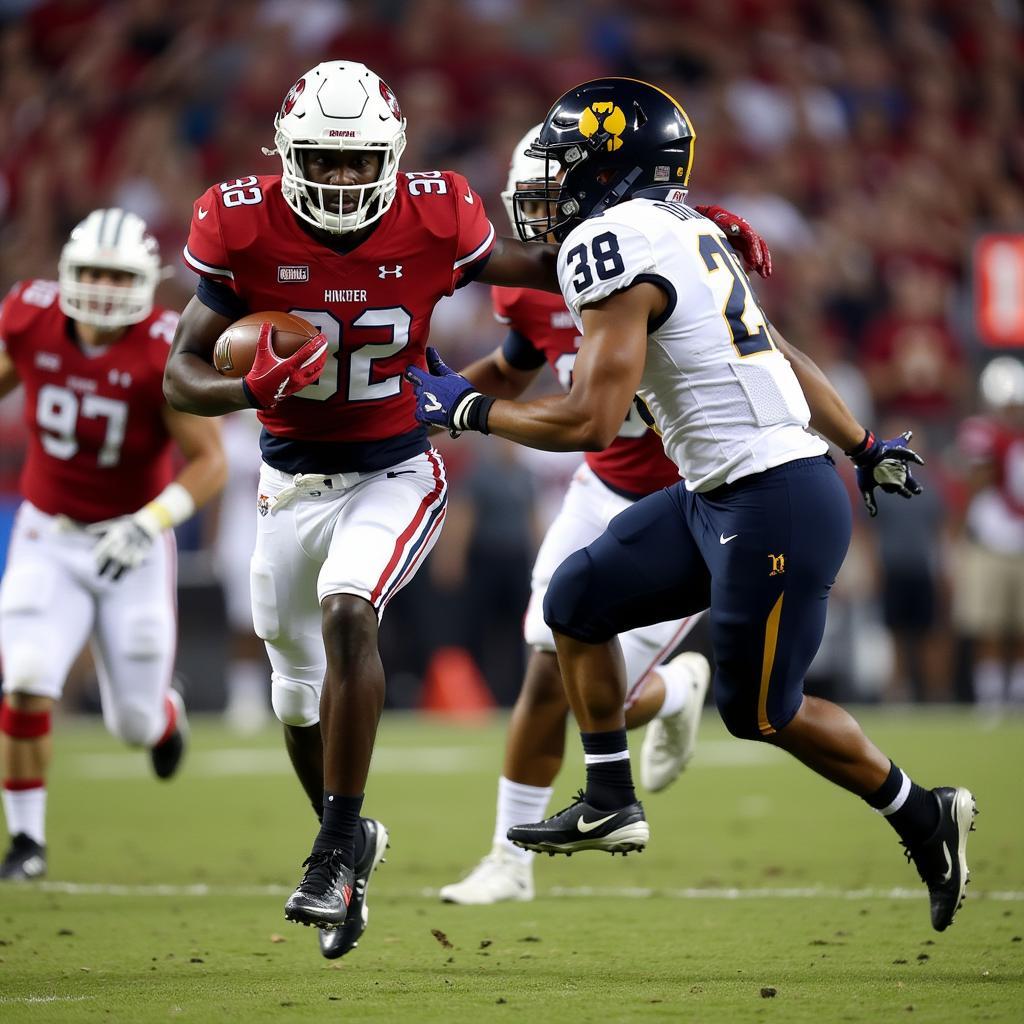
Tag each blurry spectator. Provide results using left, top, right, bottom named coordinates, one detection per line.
left=870, top=421, right=951, bottom=702
left=953, top=357, right=1024, bottom=708
left=861, top=262, right=967, bottom=445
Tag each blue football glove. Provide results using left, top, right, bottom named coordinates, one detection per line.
left=405, top=346, right=495, bottom=436
left=846, top=429, right=925, bottom=517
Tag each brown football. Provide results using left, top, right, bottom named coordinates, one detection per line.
left=212, top=311, right=319, bottom=378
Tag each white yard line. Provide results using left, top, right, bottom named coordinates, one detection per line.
left=0, top=995, right=94, bottom=1006
left=35, top=880, right=1024, bottom=901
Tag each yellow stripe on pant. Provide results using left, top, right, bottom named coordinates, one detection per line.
left=758, top=593, right=785, bottom=735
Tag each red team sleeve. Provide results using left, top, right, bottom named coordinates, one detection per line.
left=182, top=187, right=239, bottom=292
left=448, top=172, right=495, bottom=293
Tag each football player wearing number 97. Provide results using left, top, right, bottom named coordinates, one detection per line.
left=408, top=78, right=976, bottom=934
left=0, top=209, right=227, bottom=882
left=162, top=60, right=562, bottom=959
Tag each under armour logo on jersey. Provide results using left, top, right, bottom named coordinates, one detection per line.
left=107, top=369, right=132, bottom=388
left=378, top=265, right=403, bottom=278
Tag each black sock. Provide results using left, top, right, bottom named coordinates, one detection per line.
left=865, top=761, right=939, bottom=846
left=581, top=729, right=636, bottom=810
left=312, top=792, right=364, bottom=868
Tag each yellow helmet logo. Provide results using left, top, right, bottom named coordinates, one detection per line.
left=579, top=101, right=626, bottom=152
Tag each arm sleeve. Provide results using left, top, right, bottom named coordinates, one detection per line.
left=448, top=172, right=496, bottom=292
left=182, top=187, right=239, bottom=293
left=501, top=329, right=547, bottom=371
left=557, top=219, right=660, bottom=326
left=196, top=276, right=249, bottom=319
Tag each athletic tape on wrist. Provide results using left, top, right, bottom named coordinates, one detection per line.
left=142, top=482, right=196, bottom=531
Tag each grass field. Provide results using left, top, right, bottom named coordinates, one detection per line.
left=1, top=708, right=1022, bottom=1023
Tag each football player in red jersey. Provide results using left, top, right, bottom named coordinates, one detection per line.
left=0, top=209, right=227, bottom=881
left=163, top=60, right=558, bottom=958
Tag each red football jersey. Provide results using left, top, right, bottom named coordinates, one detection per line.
left=492, top=287, right=680, bottom=497
left=183, top=172, right=494, bottom=473
left=0, top=279, right=178, bottom=522
left=958, top=414, right=1024, bottom=518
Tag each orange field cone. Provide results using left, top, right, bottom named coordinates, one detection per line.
left=419, top=646, right=496, bottom=721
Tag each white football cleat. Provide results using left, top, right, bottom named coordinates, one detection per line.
left=439, top=844, right=534, bottom=905
left=640, top=651, right=711, bottom=793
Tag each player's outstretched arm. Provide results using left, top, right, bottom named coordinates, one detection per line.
left=162, top=407, right=228, bottom=512
left=773, top=326, right=924, bottom=516
left=409, top=284, right=656, bottom=451
left=771, top=326, right=864, bottom=451
left=477, top=237, right=561, bottom=293
left=163, top=297, right=251, bottom=416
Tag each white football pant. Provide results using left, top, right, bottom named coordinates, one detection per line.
left=251, top=449, right=447, bottom=728
left=0, top=501, right=177, bottom=746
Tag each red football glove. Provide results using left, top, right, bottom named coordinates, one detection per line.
left=695, top=204, right=773, bottom=279
left=242, top=321, right=329, bottom=409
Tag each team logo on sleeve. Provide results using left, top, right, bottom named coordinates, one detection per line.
left=579, top=101, right=626, bottom=152
left=281, top=78, right=306, bottom=117
left=379, top=80, right=402, bottom=121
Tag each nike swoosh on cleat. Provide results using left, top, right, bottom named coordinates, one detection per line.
left=577, top=813, right=616, bottom=834
left=719, top=533, right=738, bottom=544
left=939, top=843, right=953, bottom=884
left=197, top=207, right=209, bottom=220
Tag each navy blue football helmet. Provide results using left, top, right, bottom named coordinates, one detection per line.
left=513, top=77, right=696, bottom=243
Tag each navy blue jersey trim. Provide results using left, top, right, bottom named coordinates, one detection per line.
left=455, top=250, right=491, bottom=289
left=259, top=425, right=430, bottom=474
left=634, top=273, right=677, bottom=331
left=501, top=328, right=547, bottom=371
left=196, top=276, right=249, bottom=320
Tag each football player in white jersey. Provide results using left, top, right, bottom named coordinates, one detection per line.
left=409, top=78, right=976, bottom=933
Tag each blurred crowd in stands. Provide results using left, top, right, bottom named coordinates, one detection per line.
left=1, top=0, right=1022, bottom=713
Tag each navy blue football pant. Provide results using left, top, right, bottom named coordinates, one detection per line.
left=543, top=456, right=852, bottom=739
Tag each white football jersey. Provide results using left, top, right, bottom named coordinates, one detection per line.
left=556, top=198, right=827, bottom=491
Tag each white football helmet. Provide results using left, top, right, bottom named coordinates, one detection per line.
left=273, top=61, right=407, bottom=234
left=980, top=356, right=1024, bottom=409
left=501, top=124, right=546, bottom=236
left=58, top=208, right=161, bottom=329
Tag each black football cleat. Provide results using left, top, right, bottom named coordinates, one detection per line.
left=285, top=849, right=352, bottom=929
left=150, top=690, right=188, bottom=780
left=319, top=818, right=389, bottom=959
left=0, top=833, right=47, bottom=881
left=902, top=786, right=977, bottom=932
left=507, top=789, right=649, bottom=855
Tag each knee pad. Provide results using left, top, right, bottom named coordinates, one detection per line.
left=271, top=674, right=320, bottom=728
left=0, top=646, right=53, bottom=699
left=523, top=591, right=555, bottom=651
left=109, top=702, right=160, bottom=746
left=542, top=549, right=616, bottom=645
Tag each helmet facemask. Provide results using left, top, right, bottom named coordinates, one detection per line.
left=58, top=209, right=161, bottom=329
left=273, top=62, right=407, bottom=235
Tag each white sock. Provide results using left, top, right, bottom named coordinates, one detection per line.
left=2, top=786, right=47, bottom=845
left=493, top=776, right=553, bottom=861
left=653, top=659, right=693, bottom=719
left=1009, top=662, right=1024, bottom=704
left=974, top=659, right=1005, bottom=706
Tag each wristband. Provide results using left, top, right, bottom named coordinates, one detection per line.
left=140, top=482, right=196, bottom=532
left=451, top=392, right=495, bottom=435
left=845, top=429, right=874, bottom=459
